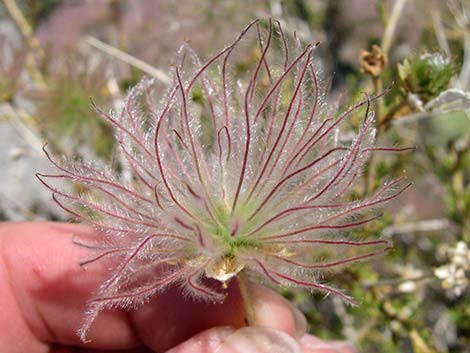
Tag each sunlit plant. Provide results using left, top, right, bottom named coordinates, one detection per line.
left=37, top=19, right=411, bottom=341
left=398, top=51, right=455, bottom=104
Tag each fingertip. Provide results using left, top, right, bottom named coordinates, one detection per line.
left=249, top=283, right=307, bottom=339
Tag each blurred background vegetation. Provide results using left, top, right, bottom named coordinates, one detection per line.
left=0, top=1, right=469, bottom=352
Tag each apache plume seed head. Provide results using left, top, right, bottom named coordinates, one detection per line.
left=38, top=19, right=411, bottom=340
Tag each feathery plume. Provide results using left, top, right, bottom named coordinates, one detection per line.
left=38, top=19, right=411, bottom=341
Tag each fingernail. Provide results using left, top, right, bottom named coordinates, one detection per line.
left=166, top=326, right=235, bottom=353
left=301, top=335, right=339, bottom=352
left=301, top=335, right=357, bottom=353
left=217, top=327, right=303, bottom=353
left=331, top=341, right=357, bottom=353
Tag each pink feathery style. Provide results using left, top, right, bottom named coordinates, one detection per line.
left=37, top=19, right=411, bottom=340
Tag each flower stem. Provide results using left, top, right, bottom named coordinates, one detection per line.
left=237, top=272, right=255, bottom=326
left=372, top=76, right=383, bottom=124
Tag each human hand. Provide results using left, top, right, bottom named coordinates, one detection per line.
left=0, top=222, right=356, bottom=352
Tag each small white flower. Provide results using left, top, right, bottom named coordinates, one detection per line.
left=434, top=241, right=470, bottom=296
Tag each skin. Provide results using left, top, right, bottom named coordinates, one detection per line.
left=0, top=222, right=356, bottom=353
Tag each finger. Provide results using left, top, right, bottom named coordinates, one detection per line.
left=0, top=222, right=139, bottom=351
left=131, top=281, right=306, bottom=351
left=129, top=278, right=246, bottom=352
left=166, top=327, right=303, bottom=353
